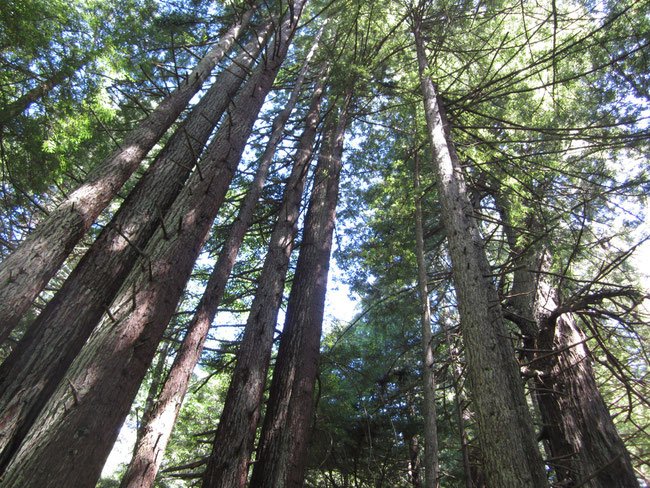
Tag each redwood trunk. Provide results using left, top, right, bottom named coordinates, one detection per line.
left=532, top=268, right=637, bottom=487
left=121, top=28, right=319, bottom=488
left=0, top=10, right=295, bottom=485
left=412, top=16, right=547, bottom=488
left=202, top=67, right=322, bottom=488
left=249, top=104, right=349, bottom=488
left=0, top=4, right=255, bottom=339
left=0, top=24, right=270, bottom=468
left=497, top=201, right=637, bottom=487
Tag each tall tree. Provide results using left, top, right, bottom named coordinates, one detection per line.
left=531, top=258, right=639, bottom=487
left=0, top=52, right=92, bottom=129
left=496, top=198, right=639, bottom=487
left=0, top=2, right=256, bottom=340
left=413, top=150, right=440, bottom=488
left=0, top=2, right=305, bottom=484
left=0, top=22, right=272, bottom=466
left=202, top=74, right=326, bottom=488
left=121, top=29, right=324, bottom=488
left=411, top=5, right=548, bottom=487
left=1, top=0, right=648, bottom=485
left=250, top=96, right=350, bottom=488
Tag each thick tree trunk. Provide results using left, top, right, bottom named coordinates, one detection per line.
left=0, top=9, right=296, bottom=485
left=413, top=151, right=440, bottom=488
left=121, top=28, right=319, bottom=488
left=249, top=102, right=349, bottom=488
left=496, top=199, right=637, bottom=487
left=0, top=4, right=255, bottom=340
left=531, top=257, right=637, bottom=487
left=202, top=65, right=322, bottom=488
left=0, top=24, right=271, bottom=468
left=412, top=16, right=547, bottom=488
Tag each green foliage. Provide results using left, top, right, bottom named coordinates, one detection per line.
left=3, top=0, right=650, bottom=484
left=161, top=373, right=229, bottom=475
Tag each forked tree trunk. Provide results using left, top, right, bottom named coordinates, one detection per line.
left=122, top=31, right=321, bottom=488
left=249, top=101, right=349, bottom=488
left=0, top=6, right=299, bottom=484
left=531, top=256, right=637, bottom=487
left=0, top=24, right=271, bottom=468
left=412, top=14, right=547, bottom=488
left=0, top=3, right=255, bottom=340
left=413, top=151, right=440, bottom=488
left=496, top=200, right=637, bottom=487
left=202, top=70, right=323, bottom=488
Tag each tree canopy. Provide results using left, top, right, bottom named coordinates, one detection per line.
left=0, top=0, right=648, bottom=486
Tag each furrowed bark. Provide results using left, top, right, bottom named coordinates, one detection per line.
left=412, top=14, right=547, bottom=488
left=0, top=6, right=297, bottom=484
left=497, top=199, right=637, bottom=487
left=413, top=152, right=440, bottom=488
left=121, top=26, right=320, bottom=488
left=534, top=287, right=638, bottom=487
left=202, top=71, right=324, bottom=488
left=0, top=3, right=255, bottom=340
left=0, top=23, right=271, bottom=467
left=530, top=255, right=637, bottom=487
left=249, top=101, right=349, bottom=488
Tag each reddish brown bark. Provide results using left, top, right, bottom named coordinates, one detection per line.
left=531, top=263, right=637, bottom=487
left=0, top=4, right=255, bottom=340
left=121, top=24, right=318, bottom=488
left=0, top=24, right=271, bottom=469
left=202, top=69, right=322, bottom=488
left=497, top=200, right=637, bottom=487
left=0, top=10, right=294, bottom=485
left=249, top=102, right=349, bottom=488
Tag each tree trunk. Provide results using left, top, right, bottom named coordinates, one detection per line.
left=0, top=51, right=93, bottom=128
left=249, top=101, right=349, bottom=488
left=202, top=64, right=323, bottom=488
left=133, top=338, right=173, bottom=451
left=404, top=390, right=423, bottom=488
left=0, top=23, right=271, bottom=468
left=495, top=198, right=638, bottom=487
left=121, top=28, right=320, bottom=488
left=0, top=3, right=255, bottom=340
left=531, top=255, right=638, bottom=487
left=408, top=434, right=423, bottom=488
left=444, top=327, right=473, bottom=488
left=412, top=15, right=548, bottom=488
left=413, top=151, right=440, bottom=488
left=0, top=6, right=297, bottom=484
